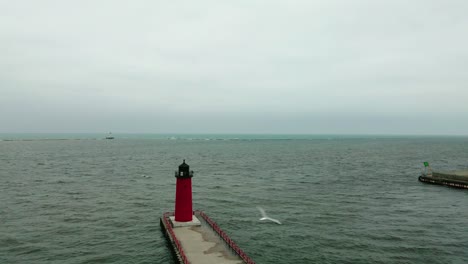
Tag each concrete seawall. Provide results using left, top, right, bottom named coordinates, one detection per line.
left=419, top=170, right=468, bottom=189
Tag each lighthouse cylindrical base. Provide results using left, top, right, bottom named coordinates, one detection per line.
left=174, top=178, right=193, bottom=222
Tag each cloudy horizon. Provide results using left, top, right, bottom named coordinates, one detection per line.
left=1, top=1, right=467, bottom=135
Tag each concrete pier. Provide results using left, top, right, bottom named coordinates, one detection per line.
left=419, top=169, right=468, bottom=189
left=160, top=211, right=255, bottom=264
left=162, top=162, right=255, bottom=263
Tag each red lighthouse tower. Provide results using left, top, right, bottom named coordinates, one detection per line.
left=174, top=160, right=194, bottom=222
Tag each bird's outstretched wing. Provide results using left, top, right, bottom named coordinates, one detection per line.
left=257, top=207, right=282, bottom=224
left=257, top=206, right=267, bottom=218
left=268, top=218, right=282, bottom=225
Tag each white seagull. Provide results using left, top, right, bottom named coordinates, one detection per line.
left=257, top=207, right=282, bottom=225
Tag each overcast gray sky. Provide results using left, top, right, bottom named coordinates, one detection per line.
left=1, top=0, right=467, bottom=134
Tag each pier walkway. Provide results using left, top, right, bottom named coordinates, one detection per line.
left=173, top=225, right=242, bottom=264
left=161, top=211, right=255, bottom=264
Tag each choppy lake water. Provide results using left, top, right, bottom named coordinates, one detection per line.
left=1, top=135, right=467, bottom=263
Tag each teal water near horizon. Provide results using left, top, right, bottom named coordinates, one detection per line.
left=2, top=133, right=467, bottom=141
left=1, top=134, right=467, bottom=263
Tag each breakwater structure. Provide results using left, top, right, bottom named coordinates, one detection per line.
left=160, top=160, right=256, bottom=264
left=418, top=162, right=468, bottom=189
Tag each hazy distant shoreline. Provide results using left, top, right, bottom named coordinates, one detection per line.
left=1, top=133, right=467, bottom=142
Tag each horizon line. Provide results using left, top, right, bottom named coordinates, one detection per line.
left=1, top=132, right=467, bottom=137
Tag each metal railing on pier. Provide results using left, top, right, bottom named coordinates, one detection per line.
left=162, top=211, right=256, bottom=264
left=194, top=210, right=256, bottom=264
left=162, top=212, right=189, bottom=264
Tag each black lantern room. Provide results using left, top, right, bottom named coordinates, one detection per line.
left=175, top=159, right=194, bottom=178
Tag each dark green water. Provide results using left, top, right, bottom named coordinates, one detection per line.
left=1, top=135, right=467, bottom=263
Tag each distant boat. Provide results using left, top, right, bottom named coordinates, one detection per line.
left=105, top=132, right=114, bottom=140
